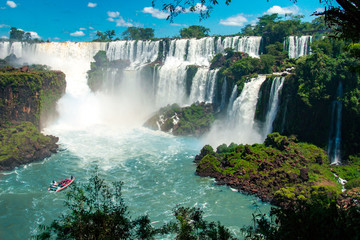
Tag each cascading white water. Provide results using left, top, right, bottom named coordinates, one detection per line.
left=262, top=77, right=285, bottom=139
left=0, top=38, right=263, bottom=130
left=221, top=36, right=262, bottom=58
left=203, top=76, right=266, bottom=147
left=328, top=81, right=343, bottom=164
left=286, top=36, right=312, bottom=59
left=106, top=40, right=160, bottom=68
left=188, top=68, right=218, bottom=104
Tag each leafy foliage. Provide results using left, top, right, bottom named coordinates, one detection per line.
left=122, top=27, right=154, bottom=40
left=93, top=30, right=117, bottom=42
left=243, top=197, right=360, bottom=240
left=179, top=25, right=210, bottom=39
left=162, top=206, right=236, bottom=240
left=316, top=0, right=360, bottom=41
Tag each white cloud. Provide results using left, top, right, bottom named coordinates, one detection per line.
left=107, top=11, right=133, bottom=27
left=107, top=11, right=120, bottom=18
left=142, top=7, right=169, bottom=19
left=114, top=17, right=133, bottom=27
left=315, top=7, right=324, bottom=13
left=70, top=30, right=85, bottom=37
left=88, top=2, right=97, bottom=8
left=219, top=14, right=248, bottom=26
left=6, top=1, right=17, bottom=8
left=265, top=5, right=300, bottom=15
left=79, top=28, right=87, bottom=30
left=1, top=35, right=9, bottom=39
left=29, top=31, right=41, bottom=39
left=0, top=24, right=10, bottom=28
left=170, top=23, right=187, bottom=27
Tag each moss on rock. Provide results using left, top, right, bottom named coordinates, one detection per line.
left=195, top=133, right=342, bottom=206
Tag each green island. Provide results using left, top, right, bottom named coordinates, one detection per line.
left=144, top=103, right=215, bottom=137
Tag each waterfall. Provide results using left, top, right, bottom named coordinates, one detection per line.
left=229, top=76, right=267, bottom=130
left=328, top=81, right=343, bottom=164
left=188, top=68, right=218, bottom=104
left=219, top=79, right=228, bottom=111
left=0, top=38, right=262, bottom=128
left=226, top=85, right=238, bottom=115
left=262, top=77, right=285, bottom=139
left=106, top=40, right=160, bottom=68
left=204, top=76, right=266, bottom=146
left=221, top=36, right=262, bottom=58
left=286, top=36, right=312, bottom=59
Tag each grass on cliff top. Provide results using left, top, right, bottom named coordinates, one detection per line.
left=0, top=121, right=52, bottom=162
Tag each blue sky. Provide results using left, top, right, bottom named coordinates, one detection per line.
left=0, top=0, right=327, bottom=42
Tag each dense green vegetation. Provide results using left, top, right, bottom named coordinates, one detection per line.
left=144, top=103, right=215, bottom=137
left=122, top=27, right=155, bottom=40
left=243, top=196, right=360, bottom=240
left=179, top=25, right=210, bottom=39
left=241, top=14, right=327, bottom=47
left=272, top=39, right=360, bottom=158
left=195, top=133, right=342, bottom=205
left=0, top=121, right=57, bottom=168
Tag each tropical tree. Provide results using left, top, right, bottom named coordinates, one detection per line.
left=179, top=25, right=210, bottom=38
left=9, top=27, right=25, bottom=41
left=162, top=206, right=237, bottom=240
left=104, top=30, right=116, bottom=40
left=154, top=0, right=360, bottom=42
left=122, top=27, right=154, bottom=40
left=94, top=30, right=116, bottom=41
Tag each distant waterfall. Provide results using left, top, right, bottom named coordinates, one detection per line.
left=262, top=77, right=285, bottom=138
left=328, top=81, right=343, bottom=164
left=285, top=36, right=312, bottom=59
left=221, top=36, right=262, bottom=58
left=106, top=40, right=160, bottom=68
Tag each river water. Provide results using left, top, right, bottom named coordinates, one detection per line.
left=0, top=41, right=271, bottom=239
left=0, top=123, right=270, bottom=239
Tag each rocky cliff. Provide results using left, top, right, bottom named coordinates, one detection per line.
left=0, top=65, right=66, bottom=170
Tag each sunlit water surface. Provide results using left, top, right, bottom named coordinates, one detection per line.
left=0, top=124, right=270, bottom=239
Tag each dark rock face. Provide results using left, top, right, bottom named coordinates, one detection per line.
left=0, top=66, right=66, bottom=129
